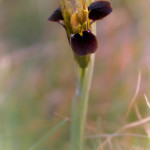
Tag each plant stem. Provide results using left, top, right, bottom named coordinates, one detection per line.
left=71, top=21, right=96, bottom=150
left=71, top=0, right=96, bottom=148
left=71, top=54, right=95, bottom=150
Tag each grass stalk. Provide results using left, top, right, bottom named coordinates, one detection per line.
left=29, top=119, right=67, bottom=150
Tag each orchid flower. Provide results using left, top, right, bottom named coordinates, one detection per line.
left=48, top=0, right=112, bottom=67
left=48, top=1, right=113, bottom=150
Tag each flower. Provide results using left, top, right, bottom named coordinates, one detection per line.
left=48, top=0, right=112, bottom=67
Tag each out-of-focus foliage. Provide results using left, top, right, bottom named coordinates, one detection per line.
left=0, top=0, right=150, bottom=150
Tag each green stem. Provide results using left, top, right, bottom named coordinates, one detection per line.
left=71, top=54, right=95, bottom=150
left=71, top=1, right=95, bottom=149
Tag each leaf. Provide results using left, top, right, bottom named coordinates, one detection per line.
left=28, top=119, right=67, bottom=150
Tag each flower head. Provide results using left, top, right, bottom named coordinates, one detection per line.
left=48, top=0, right=112, bottom=67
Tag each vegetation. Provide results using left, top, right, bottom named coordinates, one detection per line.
left=0, top=0, right=150, bottom=149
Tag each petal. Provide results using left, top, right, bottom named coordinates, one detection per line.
left=88, top=1, right=112, bottom=21
left=71, top=30, right=98, bottom=56
left=48, top=6, right=64, bottom=22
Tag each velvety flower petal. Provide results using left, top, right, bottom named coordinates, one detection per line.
left=48, top=6, right=64, bottom=22
left=88, top=1, right=112, bottom=21
left=71, top=30, right=98, bottom=56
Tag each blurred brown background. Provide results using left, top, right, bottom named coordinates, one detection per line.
left=0, top=0, right=150, bottom=149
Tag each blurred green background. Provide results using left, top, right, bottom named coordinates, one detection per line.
left=0, top=0, right=150, bottom=149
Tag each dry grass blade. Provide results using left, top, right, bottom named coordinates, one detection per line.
left=144, top=94, right=150, bottom=110
left=108, top=138, right=113, bottom=150
left=124, top=71, right=141, bottom=120
left=90, top=114, right=150, bottom=147
left=85, top=133, right=149, bottom=139
left=135, top=104, right=150, bottom=138
left=121, top=116, right=150, bottom=131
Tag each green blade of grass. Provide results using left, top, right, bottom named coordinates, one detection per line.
left=28, top=118, right=68, bottom=150
left=93, top=138, right=99, bottom=150
left=144, top=138, right=149, bottom=150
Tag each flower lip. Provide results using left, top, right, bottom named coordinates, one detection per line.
left=88, top=1, right=112, bottom=21
left=71, top=30, right=98, bottom=56
left=48, top=6, right=64, bottom=22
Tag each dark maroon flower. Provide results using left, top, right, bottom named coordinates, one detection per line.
left=48, top=7, right=64, bottom=22
left=48, top=0, right=112, bottom=56
left=71, top=30, right=98, bottom=56
left=88, top=1, right=112, bottom=21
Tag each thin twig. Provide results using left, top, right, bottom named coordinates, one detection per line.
left=144, top=94, right=150, bottom=109
left=135, top=105, right=150, bottom=138
left=120, top=116, right=150, bottom=131
left=108, top=138, right=113, bottom=150
left=85, top=133, right=149, bottom=139
left=101, top=115, right=150, bottom=147
left=124, top=71, right=141, bottom=120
